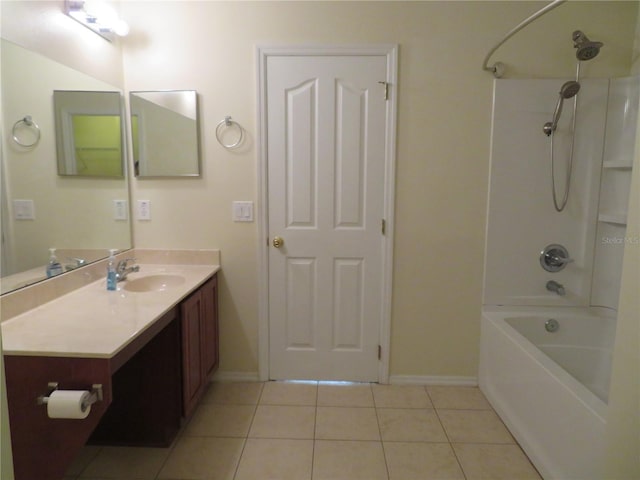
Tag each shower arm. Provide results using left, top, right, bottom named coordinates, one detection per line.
left=482, top=0, right=568, bottom=78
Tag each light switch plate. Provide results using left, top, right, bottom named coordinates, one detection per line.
left=137, top=200, right=151, bottom=220
left=113, top=200, right=128, bottom=220
left=232, top=201, right=254, bottom=222
left=13, top=199, right=35, bottom=220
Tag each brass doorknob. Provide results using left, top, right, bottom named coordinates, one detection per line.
left=272, top=236, right=284, bottom=248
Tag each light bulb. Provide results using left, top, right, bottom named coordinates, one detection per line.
left=83, top=0, right=117, bottom=24
left=114, top=19, right=129, bottom=37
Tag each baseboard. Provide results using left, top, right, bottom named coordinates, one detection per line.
left=211, top=371, right=261, bottom=383
left=388, top=375, right=478, bottom=386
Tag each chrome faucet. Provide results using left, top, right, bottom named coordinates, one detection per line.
left=546, top=280, right=565, bottom=296
left=64, top=257, right=86, bottom=271
left=116, top=258, right=140, bottom=282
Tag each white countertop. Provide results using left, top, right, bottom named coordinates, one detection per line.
left=1, top=264, right=219, bottom=358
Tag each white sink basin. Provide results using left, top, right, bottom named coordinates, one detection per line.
left=123, top=274, right=186, bottom=293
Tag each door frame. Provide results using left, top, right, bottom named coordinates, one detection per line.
left=256, top=45, right=398, bottom=383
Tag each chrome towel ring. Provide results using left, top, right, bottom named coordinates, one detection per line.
left=12, top=115, right=41, bottom=147
left=215, top=116, right=243, bottom=149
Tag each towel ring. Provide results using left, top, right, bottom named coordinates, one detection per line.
left=12, top=115, right=41, bottom=147
left=215, top=116, right=243, bottom=149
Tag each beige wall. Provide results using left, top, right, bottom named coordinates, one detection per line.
left=121, top=1, right=636, bottom=378
left=2, top=1, right=639, bottom=476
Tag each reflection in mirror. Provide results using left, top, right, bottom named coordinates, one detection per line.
left=0, top=39, right=132, bottom=295
left=130, top=90, right=200, bottom=177
left=54, top=91, right=125, bottom=177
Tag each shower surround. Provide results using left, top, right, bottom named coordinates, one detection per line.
left=480, top=77, right=638, bottom=479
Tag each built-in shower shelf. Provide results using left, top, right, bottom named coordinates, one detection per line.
left=602, top=160, right=633, bottom=169
left=598, top=213, right=627, bottom=225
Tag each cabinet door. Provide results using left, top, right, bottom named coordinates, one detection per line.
left=181, top=291, right=203, bottom=418
left=201, top=276, right=219, bottom=377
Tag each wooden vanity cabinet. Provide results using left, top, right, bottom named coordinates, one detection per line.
left=181, top=274, right=219, bottom=418
left=3, top=271, right=219, bottom=480
left=4, top=306, right=181, bottom=480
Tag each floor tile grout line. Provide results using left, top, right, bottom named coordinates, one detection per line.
left=230, top=437, right=248, bottom=480
left=231, top=381, right=264, bottom=480
left=431, top=399, right=470, bottom=480
left=423, top=384, right=433, bottom=406
left=434, top=407, right=498, bottom=413
left=73, top=444, right=103, bottom=479
left=154, top=382, right=241, bottom=480
left=153, top=394, right=207, bottom=480
left=374, top=398, right=392, bottom=480
left=151, top=441, right=180, bottom=480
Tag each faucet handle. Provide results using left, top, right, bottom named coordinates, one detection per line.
left=545, top=253, right=574, bottom=265
left=116, top=257, right=137, bottom=270
left=540, top=244, right=573, bottom=272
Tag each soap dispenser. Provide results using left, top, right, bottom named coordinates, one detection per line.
left=46, top=248, right=63, bottom=278
left=106, top=249, right=118, bottom=291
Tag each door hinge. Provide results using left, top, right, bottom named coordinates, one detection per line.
left=381, top=219, right=386, bottom=235
left=378, top=345, right=382, bottom=360
left=266, top=237, right=269, bottom=246
left=378, top=81, right=389, bottom=101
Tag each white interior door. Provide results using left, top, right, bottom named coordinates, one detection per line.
left=265, top=52, right=391, bottom=381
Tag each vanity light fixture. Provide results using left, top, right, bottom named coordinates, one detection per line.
left=65, top=0, right=129, bottom=41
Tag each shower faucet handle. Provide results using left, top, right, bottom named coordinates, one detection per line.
left=544, top=252, right=574, bottom=265
left=540, top=244, right=573, bottom=272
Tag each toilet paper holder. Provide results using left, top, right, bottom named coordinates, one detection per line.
left=36, top=382, right=103, bottom=408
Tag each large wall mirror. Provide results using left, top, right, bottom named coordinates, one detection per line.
left=54, top=90, right=125, bottom=177
left=129, top=90, right=200, bottom=177
left=0, top=40, right=132, bottom=294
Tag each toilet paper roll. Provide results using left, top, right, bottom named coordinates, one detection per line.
left=46, top=390, right=91, bottom=419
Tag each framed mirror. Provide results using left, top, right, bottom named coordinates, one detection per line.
left=1, top=39, right=132, bottom=294
left=54, top=90, right=125, bottom=177
left=129, top=90, right=200, bottom=177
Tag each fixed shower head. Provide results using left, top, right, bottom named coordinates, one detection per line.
left=543, top=81, right=581, bottom=136
left=576, top=42, right=603, bottom=61
left=573, top=30, right=603, bottom=61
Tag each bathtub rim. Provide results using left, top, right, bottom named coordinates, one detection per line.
left=481, top=305, right=611, bottom=422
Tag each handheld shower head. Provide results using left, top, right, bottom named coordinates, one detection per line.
left=573, top=30, right=603, bottom=61
left=543, top=81, right=580, bottom=136
left=559, top=80, right=580, bottom=99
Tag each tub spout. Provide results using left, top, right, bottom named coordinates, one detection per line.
left=546, top=280, right=565, bottom=296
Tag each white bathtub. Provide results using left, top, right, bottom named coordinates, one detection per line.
left=479, top=306, right=616, bottom=480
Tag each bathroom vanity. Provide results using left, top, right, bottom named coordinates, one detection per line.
left=1, top=257, right=219, bottom=480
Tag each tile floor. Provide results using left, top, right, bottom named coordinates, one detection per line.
left=64, top=382, right=542, bottom=480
